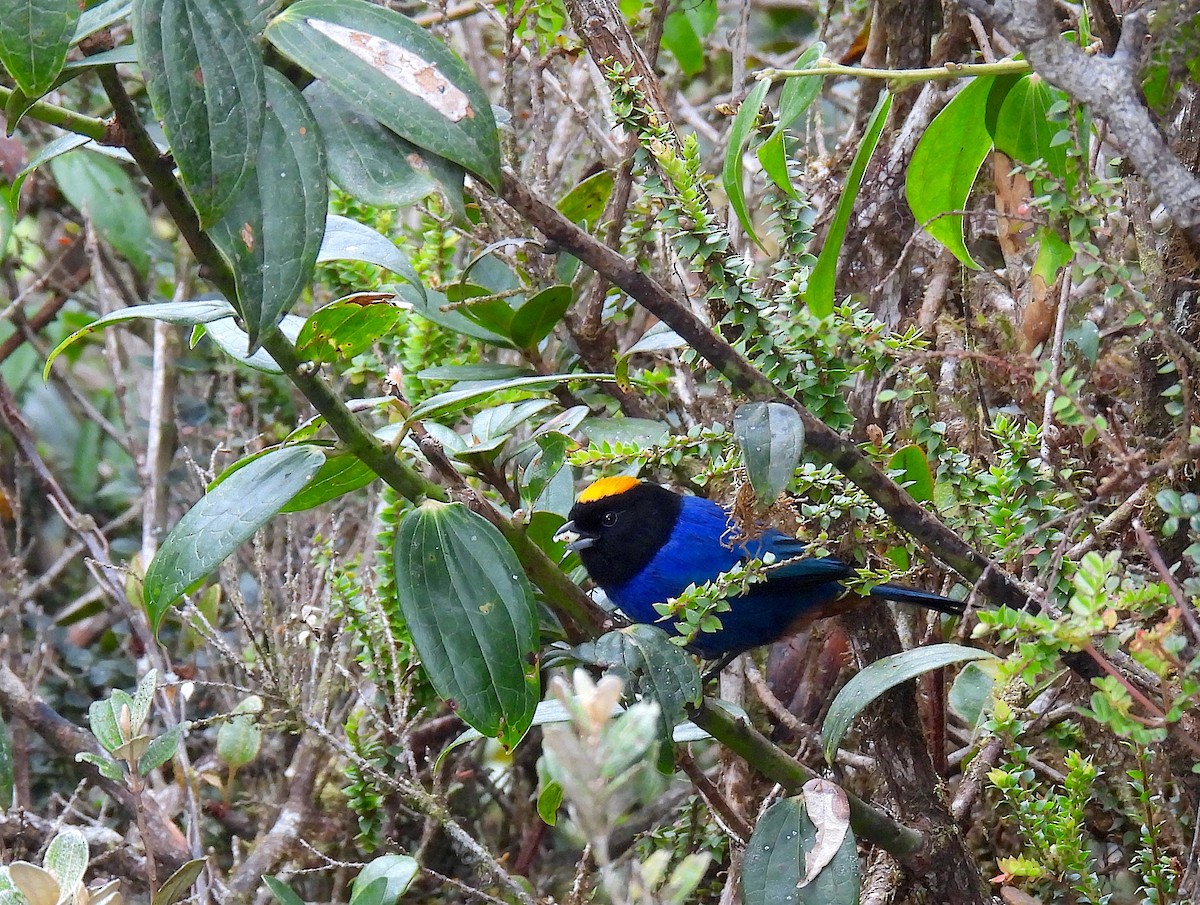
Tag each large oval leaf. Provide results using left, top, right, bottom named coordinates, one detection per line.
left=821, top=642, right=996, bottom=762
left=393, top=501, right=539, bottom=750
left=304, top=80, right=463, bottom=209
left=0, top=0, right=81, bottom=96
left=143, top=445, right=326, bottom=630
left=210, top=69, right=328, bottom=350
left=265, top=0, right=500, bottom=188
left=806, top=90, right=891, bottom=315
left=906, top=75, right=1017, bottom=270
left=992, top=74, right=1069, bottom=182
left=134, top=0, right=265, bottom=227
left=733, top=401, right=804, bottom=504
left=317, top=214, right=425, bottom=304
left=742, top=795, right=860, bottom=905
left=48, top=149, right=152, bottom=275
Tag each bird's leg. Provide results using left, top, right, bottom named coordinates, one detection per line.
left=701, top=652, right=739, bottom=683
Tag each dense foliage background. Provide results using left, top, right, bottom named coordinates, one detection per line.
left=1, top=0, right=1200, bottom=903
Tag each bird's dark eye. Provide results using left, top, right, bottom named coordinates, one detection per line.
left=601, top=511, right=618, bottom=527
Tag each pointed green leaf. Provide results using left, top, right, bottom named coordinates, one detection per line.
left=510, top=285, right=572, bottom=349
left=74, top=752, right=125, bottom=782
left=151, top=859, right=207, bottom=905
left=44, top=299, right=237, bottom=378
left=0, top=0, right=81, bottom=96
left=887, top=443, right=933, bottom=504
left=263, top=877, right=306, bottom=905
left=318, top=214, right=425, bottom=304
left=807, top=90, right=891, bottom=314
left=756, top=43, right=825, bottom=198
left=129, top=669, right=157, bottom=734
left=721, top=77, right=769, bottom=249
left=281, top=453, right=377, bottom=512
left=143, top=446, right=326, bottom=630
left=139, top=724, right=183, bottom=776
left=536, top=779, right=564, bottom=826
left=88, top=698, right=124, bottom=752
left=992, top=73, right=1069, bottom=181
left=195, top=313, right=305, bottom=373
left=43, top=829, right=87, bottom=898
left=265, top=0, right=501, bottom=188
left=350, top=855, right=418, bottom=905
left=134, top=0, right=265, bottom=227
left=393, top=502, right=539, bottom=750
left=209, top=70, right=327, bottom=349
left=304, top=80, right=463, bottom=209
left=948, top=660, right=998, bottom=736
left=73, top=0, right=133, bottom=43
left=906, top=75, right=1009, bottom=270
left=733, top=401, right=804, bottom=504
left=742, top=796, right=860, bottom=905
left=408, top=373, right=613, bottom=424
left=821, top=643, right=996, bottom=763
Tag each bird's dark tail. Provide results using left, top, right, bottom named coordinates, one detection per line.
left=870, top=583, right=965, bottom=616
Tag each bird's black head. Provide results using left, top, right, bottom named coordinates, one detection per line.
left=557, top=478, right=682, bottom=590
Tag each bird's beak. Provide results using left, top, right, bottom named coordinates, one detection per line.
left=554, top=520, right=595, bottom=551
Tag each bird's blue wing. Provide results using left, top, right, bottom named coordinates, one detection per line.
left=737, top=530, right=854, bottom=587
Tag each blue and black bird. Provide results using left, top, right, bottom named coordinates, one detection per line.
left=556, top=477, right=964, bottom=659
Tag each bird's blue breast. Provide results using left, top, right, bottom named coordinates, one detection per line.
left=607, top=496, right=845, bottom=657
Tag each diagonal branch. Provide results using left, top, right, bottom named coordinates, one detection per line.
left=954, top=0, right=1200, bottom=245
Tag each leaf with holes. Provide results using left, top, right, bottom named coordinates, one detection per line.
left=134, top=0, right=264, bottom=226
left=393, top=501, right=539, bottom=750
left=266, top=0, right=500, bottom=188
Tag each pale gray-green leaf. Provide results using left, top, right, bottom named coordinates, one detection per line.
left=734, top=401, right=804, bottom=504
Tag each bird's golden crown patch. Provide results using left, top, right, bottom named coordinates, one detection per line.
left=577, top=476, right=641, bottom=503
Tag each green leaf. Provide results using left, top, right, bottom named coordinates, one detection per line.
left=557, top=169, right=613, bottom=229
left=536, top=779, right=564, bottom=826
left=992, top=74, right=1069, bottom=181
left=948, top=660, right=997, bottom=736
left=281, top=453, right=378, bottom=512
left=393, top=501, right=540, bottom=751
left=130, top=669, right=157, bottom=733
left=721, top=77, right=770, bottom=249
left=43, top=828, right=87, bottom=898
left=151, top=859, right=207, bottom=905
left=887, top=443, right=934, bottom=503
left=756, top=43, right=825, bottom=198
left=74, top=752, right=124, bottom=783
left=134, top=0, right=265, bottom=227
left=733, top=401, right=804, bottom=504
left=263, top=877, right=306, bottom=905
left=209, top=69, right=327, bottom=350
left=304, top=80, right=463, bottom=209
left=742, top=796, right=860, bottom=905
left=0, top=0, right=81, bottom=96
left=821, top=643, right=996, bottom=762
left=807, top=89, right=891, bottom=314
left=143, top=446, right=326, bottom=630
left=0, top=711, right=12, bottom=808
left=510, top=285, right=572, bottom=349
left=47, top=150, right=152, bottom=275
left=661, top=9, right=703, bottom=76
left=349, top=855, right=418, bottom=905
left=138, top=724, right=183, bottom=776
left=417, top=363, right=534, bottom=382
left=195, top=312, right=305, bottom=373
left=408, top=373, right=613, bottom=423
left=265, top=0, right=501, bottom=189
left=1032, top=225, right=1072, bottom=287
left=217, top=700, right=262, bottom=769
left=318, top=214, right=425, bottom=304
left=44, top=298, right=237, bottom=379
left=74, top=0, right=134, bottom=44
left=906, top=74, right=1011, bottom=270
left=582, top=625, right=701, bottom=738
left=295, top=293, right=403, bottom=364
